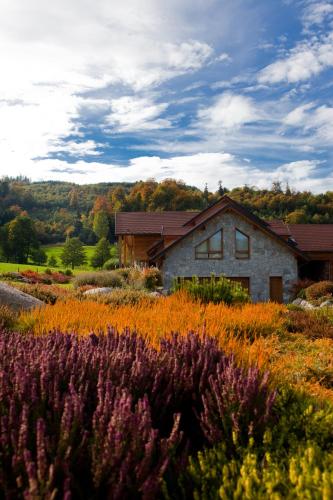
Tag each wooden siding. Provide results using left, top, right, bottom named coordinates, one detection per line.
left=119, top=234, right=160, bottom=265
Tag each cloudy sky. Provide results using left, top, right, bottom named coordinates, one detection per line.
left=0, top=0, right=333, bottom=192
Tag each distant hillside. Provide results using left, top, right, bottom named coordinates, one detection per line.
left=1, top=177, right=333, bottom=245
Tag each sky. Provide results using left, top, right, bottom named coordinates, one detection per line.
left=0, top=0, right=333, bottom=192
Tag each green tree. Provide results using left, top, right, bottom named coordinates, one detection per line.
left=48, top=255, right=58, bottom=267
left=91, top=237, right=111, bottom=268
left=30, top=247, right=47, bottom=265
left=7, top=215, right=39, bottom=263
left=61, top=237, right=86, bottom=269
left=93, top=211, right=109, bottom=239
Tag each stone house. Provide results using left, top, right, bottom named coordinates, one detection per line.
left=115, top=195, right=333, bottom=302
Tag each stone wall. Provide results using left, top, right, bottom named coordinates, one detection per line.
left=161, top=210, right=298, bottom=302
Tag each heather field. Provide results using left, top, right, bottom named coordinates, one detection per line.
left=1, top=291, right=333, bottom=498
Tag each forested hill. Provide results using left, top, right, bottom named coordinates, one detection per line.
left=1, top=177, right=333, bottom=244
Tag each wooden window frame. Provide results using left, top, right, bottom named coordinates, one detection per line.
left=235, top=228, right=250, bottom=259
left=195, top=229, right=223, bottom=260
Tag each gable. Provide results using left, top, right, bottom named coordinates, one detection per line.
left=151, top=198, right=306, bottom=261
left=162, top=209, right=296, bottom=261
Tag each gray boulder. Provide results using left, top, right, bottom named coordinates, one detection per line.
left=0, top=281, right=44, bottom=311
left=83, top=287, right=115, bottom=296
left=292, top=298, right=315, bottom=309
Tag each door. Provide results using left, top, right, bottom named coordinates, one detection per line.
left=270, top=277, right=283, bottom=303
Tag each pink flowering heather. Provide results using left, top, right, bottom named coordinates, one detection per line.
left=0, top=329, right=276, bottom=498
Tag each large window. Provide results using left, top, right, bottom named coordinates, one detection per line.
left=235, top=228, right=250, bottom=259
left=195, top=230, right=223, bottom=259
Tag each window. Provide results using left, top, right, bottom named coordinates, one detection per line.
left=195, top=230, right=223, bottom=259
left=235, top=229, right=250, bottom=259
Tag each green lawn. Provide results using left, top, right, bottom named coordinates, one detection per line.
left=43, top=244, right=96, bottom=270
left=0, top=243, right=118, bottom=275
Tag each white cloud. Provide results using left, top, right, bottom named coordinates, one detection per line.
left=106, top=96, right=171, bottom=132
left=198, top=93, right=258, bottom=129
left=0, top=0, right=214, bottom=172
left=2, top=153, right=331, bottom=194
left=48, top=140, right=102, bottom=157
left=284, top=102, right=333, bottom=142
left=302, top=2, right=333, bottom=28
left=258, top=34, right=333, bottom=84
left=283, top=102, right=315, bottom=126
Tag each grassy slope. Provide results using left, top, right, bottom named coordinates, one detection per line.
left=43, top=244, right=96, bottom=270
left=0, top=243, right=118, bottom=274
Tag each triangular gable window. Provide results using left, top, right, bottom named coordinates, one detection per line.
left=235, top=228, right=250, bottom=259
left=195, top=230, right=223, bottom=259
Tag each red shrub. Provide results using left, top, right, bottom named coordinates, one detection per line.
left=291, top=279, right=314, bottom=298
left=51, top=272, right=70, bottom=284
left=305, top=281, right=333, bottom=301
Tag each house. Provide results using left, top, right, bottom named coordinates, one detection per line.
left=115, top=195, right=333, bottom=302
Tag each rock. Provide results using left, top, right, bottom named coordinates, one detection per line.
left=83, top=287, right=115, bottom=296
left=320, top=299, right=333, bottom=308
left=292, top=298, right=304, bottom=306
left=292, top=298, right=315, bottom=309
left=0, top=281, right=45, bottom=311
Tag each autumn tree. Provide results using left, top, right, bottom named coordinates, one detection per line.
left=93, top=211, right=109, bottom=239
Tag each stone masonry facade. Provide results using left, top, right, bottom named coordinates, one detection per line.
left=161, top=210, right=298, bottom=302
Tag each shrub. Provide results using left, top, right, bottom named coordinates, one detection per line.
left=73, top=270, right=124, bottom=289
left=186, top=440, right=333, bottom=499
left=185, top=389, right=333, bottom=499
left=91, top=288, right=159, bottom=306
left=305, top=280, right=333, bottom=302
left=291, top=278, right=314, bottom=299
left=64, top=269, right=73, bottom=276
left=103, top=257, right=119, bottom=270
left=51, top=271, right=71, bottom=284
left=14, top=283, right=72, bottom=304
left=44, top=267, right=52, bottom=275
left=286, top=310, right=333, bottom=339
left=0, top=305, right=17, bottom=330
left=21, top=269, right=45, bottom=283
left=141, top=267, right=162, bottom=290
left=116, top=267, right=132, bottom=281
left=20, top=294, right=285, bottom=340
left=0, top=330, right=276, bottom=498
left=173, top=275, right=249, bottom=304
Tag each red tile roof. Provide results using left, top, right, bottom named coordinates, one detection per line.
left=115, top=211, right=200, bottom=235
left=287, top=224, right=333, bottom=252
left=266, top=220, right=291, bottom=236
left=266, top=221, right=333, bottom=251
left=115, top=198, right=333, bottom=257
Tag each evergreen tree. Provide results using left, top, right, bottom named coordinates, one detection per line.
left=61, top=237, right=86, bottom=269
left=30, top=247, right=47, bottom=265
left=7, top=215, right=39, bottom=263
left=48, top=255, right=58, bottom=267
left=91, top=237, right=111, bottom=268
left=203, top=183, right=209, bottom=207
left=93, top=211, right=109, bottom=239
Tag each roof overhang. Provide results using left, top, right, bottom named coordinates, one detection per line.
left=151, top=200, right=308, bottom=261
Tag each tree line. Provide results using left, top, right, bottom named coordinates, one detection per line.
left=1, top=177, right=333, bottom=265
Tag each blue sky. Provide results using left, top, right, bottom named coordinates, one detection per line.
left=0, top=0, right=333, bottom=192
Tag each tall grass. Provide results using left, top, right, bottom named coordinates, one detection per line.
left=19, top=292, right=284, bottom=369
